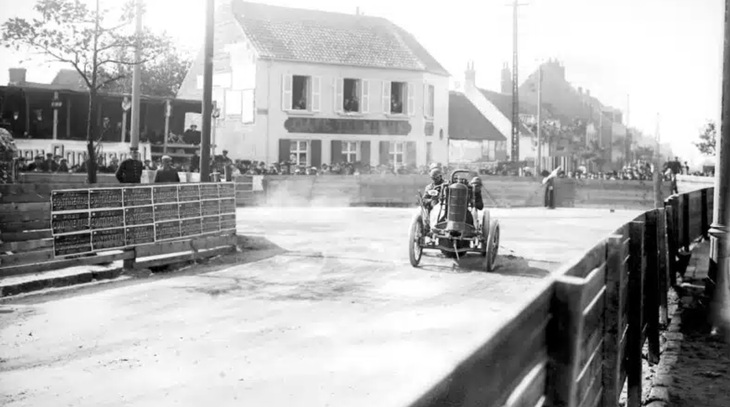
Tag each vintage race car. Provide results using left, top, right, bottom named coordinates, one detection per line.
left=408, top=169, right=500, bottom=271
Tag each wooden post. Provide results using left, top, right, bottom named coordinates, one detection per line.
left=657, top=207, right=670, bottom=327
left=644, top=210, right=661, bottom=364
left=627, top=221, right=645, bottom=407
left=547, top=275, right=586, bottom=407
left=665, top=202, right=678, bottom=287
left=164, top=99, right=171, bottom=154
left=52, top=91, right=59, bottom=140
left=681, top=193, right=691, bottom=251
left=701, top=188, right=709, bottom=239
left=66, top=97, right=71, bottom=138
left=602, top=234, right=626, bottom=407
left=121, top=109, right=127, bottom=143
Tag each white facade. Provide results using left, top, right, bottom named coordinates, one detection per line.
left=179, top=8, right=450, bottom=169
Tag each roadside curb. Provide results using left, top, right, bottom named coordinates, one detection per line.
left=0, top=266, right=128, bottom=298
left=644, top=301, right=684, bottom=406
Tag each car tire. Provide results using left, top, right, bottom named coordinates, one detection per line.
left=485, top=221, right=500, bottom=272
left=409, top=214, right=424, bottom=267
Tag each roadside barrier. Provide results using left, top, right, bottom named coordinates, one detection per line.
left=407, top=186, right=713, bottom=407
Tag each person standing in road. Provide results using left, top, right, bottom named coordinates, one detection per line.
left=154, top=155, right=180, bottom=183
left=115, top=149, right=144, bottom=184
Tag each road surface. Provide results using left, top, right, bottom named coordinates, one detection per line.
left=0, top=207, right=641, bottom=407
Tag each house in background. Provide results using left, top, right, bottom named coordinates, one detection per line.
left=177, top=0, right=450, bottom=169
left=448, top=91, right=506, bottom=165
left=450, top=62, right=541, bottom=167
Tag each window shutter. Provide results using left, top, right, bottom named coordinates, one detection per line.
left=312, top=76, right=321, bottom=112
left=334, top=78, right=344, bottom=113
left=278, top=138, right=291, bottom=163
left=406, top=141, right=417, bottom=166
left=360, top=141, right=371, bottom=165
left=331, top=140, right=343, bottom=164
left=423, top=82, right=427, bottom=117
left=379, top=141, right=390, bottom=165
left=407, top=83, right=415, bottom=116
left=362, top=80, right=370, bottom=114
left=310, top=140, right=322, bottom=168
left=382, top=81, right=391, bottom=114
left=281, top=74, right=292, bottom=111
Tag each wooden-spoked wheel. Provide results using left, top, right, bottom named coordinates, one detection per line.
left=485, top=222, right=500, bottom=272
left=409, top=214, right=424, bottom=267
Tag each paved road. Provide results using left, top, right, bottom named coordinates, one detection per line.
left=0, top=207, right=641, bottom=407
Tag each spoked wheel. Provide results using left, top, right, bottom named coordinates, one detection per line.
left=485, top=222, right=500, bottom=272
left=409, top=214, right=424, bottom=267
left=480, top=210, right=491, bottom=257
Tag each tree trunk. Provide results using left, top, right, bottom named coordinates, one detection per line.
left=86, top=89, right=98, bottom=184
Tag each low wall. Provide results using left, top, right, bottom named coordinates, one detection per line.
left=677, top=174, right=715, bottom=193
left=259, top=174, right=670, bottom=210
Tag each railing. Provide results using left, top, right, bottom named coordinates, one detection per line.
left=408, top=186, right=714, bottom=407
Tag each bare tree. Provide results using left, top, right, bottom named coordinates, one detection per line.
left=2, top=0, right=170, bottom=183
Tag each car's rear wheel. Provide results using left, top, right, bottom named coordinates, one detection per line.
left=485, top=222, right=500, bottom=272
left=409, top=214, right=424, bottom=267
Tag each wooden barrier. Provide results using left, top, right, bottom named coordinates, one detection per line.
left=408, top=186, right=714, bottom=407
left=0, top=181, right=242, bottom=278
left=246, top=174, right=669, bottom=209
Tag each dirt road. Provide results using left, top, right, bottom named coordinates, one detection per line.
left=0, top=207, right=640, bottom=407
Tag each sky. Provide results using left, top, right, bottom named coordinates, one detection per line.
left=0, top=0, right=725, bottom=166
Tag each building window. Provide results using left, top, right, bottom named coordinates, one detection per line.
left=390, top=82, right=406, bottom=114
left=389, top=141, right=405, bottom=166
left=342, top=141, right=359, bottom=163
left=343, top=78, right=361, bottom=112
left=426, top=142, right=432, bottom=164
left=425, top=84, right=435, bottom=118
left=292, top=75, right=310, bottom=110
left=290, top=140, right=308, bottom=166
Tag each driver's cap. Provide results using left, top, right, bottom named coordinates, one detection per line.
left=429, top=167, right=442, bottom=179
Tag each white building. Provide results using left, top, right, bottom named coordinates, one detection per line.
left=177, top=1, right=450, bottom=169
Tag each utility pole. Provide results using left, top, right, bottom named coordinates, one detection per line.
left=536, top=63, right=542, bottom=174
left=507, top=0, right=529, bottom=163
left=653, top=113, right=663, bottom=208
left=200, top=0, right=215, bottom=182
left=130, top=0, right=143, bottom=152
left=709, top=0, right=730, bottom=338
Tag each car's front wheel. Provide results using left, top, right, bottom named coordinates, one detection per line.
left=409, top=214, right=424, bottom=267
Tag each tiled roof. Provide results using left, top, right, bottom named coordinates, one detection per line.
left=231, top=1, right=449, bottom=76
left=449, top=92, right=505, bottom=141
left=478, top=89, right=532, bottom=135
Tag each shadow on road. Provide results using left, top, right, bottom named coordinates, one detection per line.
left=417, top=252, right=552, bottom=278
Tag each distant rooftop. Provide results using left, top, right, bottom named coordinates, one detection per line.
left=232, top=0, right=449, bottom=76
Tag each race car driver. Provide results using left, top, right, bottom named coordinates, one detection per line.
left=422, top=166, right=449, bottom=228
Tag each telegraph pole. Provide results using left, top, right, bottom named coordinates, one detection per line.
left=200, top=0, right=215, bottom=182
left=536, top=63, right=542, bottom=173
left=507, top=0, right=529, bottom=163
left=130, top=0, right=143, bottom=151
left=709, top=0, right=730, bottom=337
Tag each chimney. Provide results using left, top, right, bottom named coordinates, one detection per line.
left=8, top=68, right=26, bottom=85
left=465, top=61, right=476, bottom=89
left=586, top=89, right=591, bottom=97
left=578, top=86, right=583, bottom=94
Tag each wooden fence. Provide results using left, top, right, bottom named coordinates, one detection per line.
left=0, top=177, right=254, bottom=277
left=409, top=186, right=714, bottom=407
